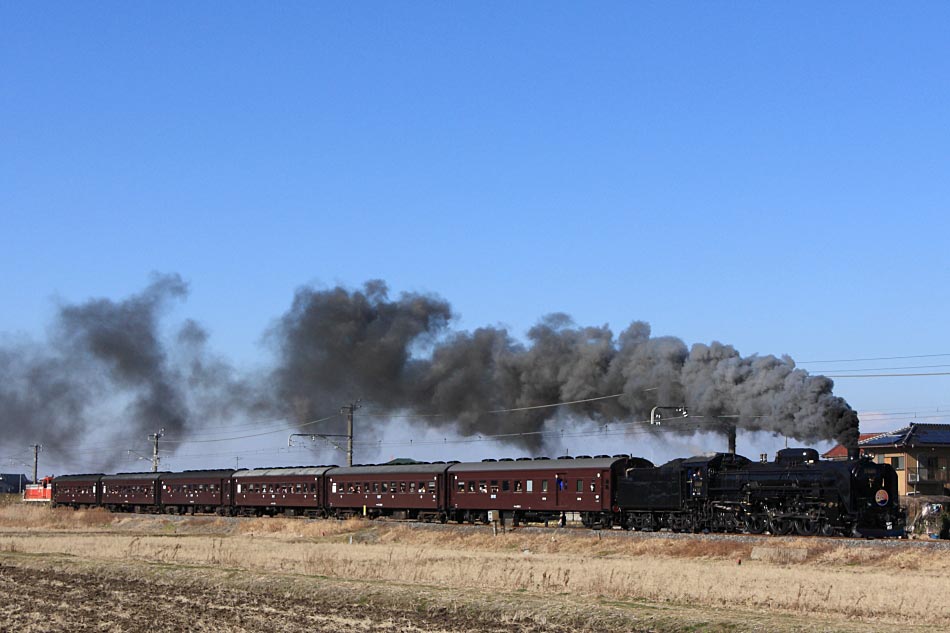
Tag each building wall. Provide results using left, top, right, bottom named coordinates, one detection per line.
left=863, top=448, right=950, bottom=497
left=0, top=475, right=30, bottom=494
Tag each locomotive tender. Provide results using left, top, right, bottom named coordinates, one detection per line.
left=51, top=448, right=904, bottom=537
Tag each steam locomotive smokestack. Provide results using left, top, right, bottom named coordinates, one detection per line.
left=846, top=442, right=860, bottom=460
left=727, top=426, right=737, bottom=454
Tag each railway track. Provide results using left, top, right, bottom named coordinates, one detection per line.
left=38, top=507, right=950, bottom=551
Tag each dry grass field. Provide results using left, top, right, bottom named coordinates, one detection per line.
left=0, top=502, right=947, bottom=632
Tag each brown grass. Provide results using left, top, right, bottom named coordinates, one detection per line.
left=1, top=508, right=948, bottom=629
left=0, top=502, right=113, bottom=530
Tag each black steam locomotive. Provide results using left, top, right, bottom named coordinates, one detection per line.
left=617, top=448, right=904, bottom=537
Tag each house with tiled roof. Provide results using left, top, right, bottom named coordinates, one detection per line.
left=821, top=424, right=950, bottom=497
left=821, top=433, right=881, bottom=461
left=859, top=424, right=950, bottom=497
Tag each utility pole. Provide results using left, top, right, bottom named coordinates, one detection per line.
left=148, top=429, right=165, bottom=473
left=30, top=444, right=41, bottom=483
left=341, top=400, right=361, bottom=467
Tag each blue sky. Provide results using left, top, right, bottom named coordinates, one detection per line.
left=3, top=4, right=949, bottom=470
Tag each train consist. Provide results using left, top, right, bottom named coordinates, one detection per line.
left=51, top=448, right=905, bottom=537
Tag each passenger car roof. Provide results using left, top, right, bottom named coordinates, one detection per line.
left=448, top=457, right=624, bottom=473
left=234, top=467, right=335, bottom=477
left=327, top=463, right=451, bottom=476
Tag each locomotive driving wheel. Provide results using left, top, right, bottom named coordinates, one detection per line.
left=744, top=514, right=767, bottom=534
left=769, top=518, right=794, bottom=535
left=794, top=518, right=821, bottom=536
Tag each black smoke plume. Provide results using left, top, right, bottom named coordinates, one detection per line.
left=0, top=274, right=255, bottom=471
left=270, top=281, right=860, bottom=451
left=1, top=276, right=859, bottom=473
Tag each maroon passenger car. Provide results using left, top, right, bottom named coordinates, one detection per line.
left=447, top=456, right=647, bottom=528
left=159, top=469, right=235, bottom=515
left=232, top=466, right=333, bottom=517
left=326, top=463, right=451, bottom=521
left=101, top=472, right=164, bottom=512
left=51, top=474, right=103, bottom=508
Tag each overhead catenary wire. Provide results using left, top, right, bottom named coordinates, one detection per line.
left=38, top=393, right=632, bottom=459
left=359, top=392, right=627, bottom=418
left=484, top=392, right=624, bottom=413
left=159, top=413, right=341, bottom=444
left=39, top=398, right=950, bottom=463
left=122, top=410, right=950, bottom=461
left=39, top=388, right=950, bottom=471
left=167, top=418, right=720, bottom=458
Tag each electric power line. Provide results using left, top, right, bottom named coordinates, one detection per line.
left=826, top=372, right=950, bottom=378
left=799, top=353, right=950, bottom=364
left=815, top=364, right=950, bottom=373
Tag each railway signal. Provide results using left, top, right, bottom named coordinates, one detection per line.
left=649, top=406, right=688, bottom=425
